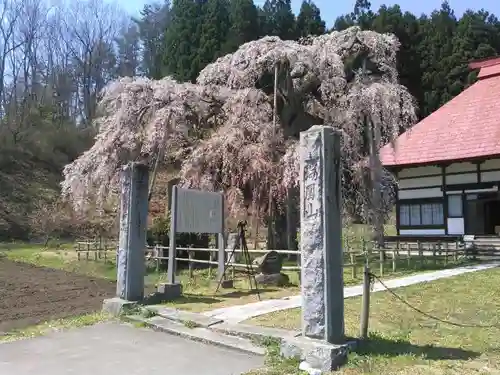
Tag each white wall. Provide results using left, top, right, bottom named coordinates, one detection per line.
left=481, top=170, right=500, bottom=182
left=398, top=187, right=443, bottom=199
left=446, top=162, right=476, bottom=173
left=398, top=166, right=440, bottom=178
left=398, top=176, right=442, bottom=189
left=447, top=218, right=465, bottom=235
left=399, top=229, right=446, bottom=235
left=446, top=172, right=478, bottom=185
left=397, top=159, right=500, bottom=236
left=481, top=158, right=500, bottom=171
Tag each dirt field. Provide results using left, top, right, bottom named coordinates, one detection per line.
left=0, top=258, right=116, bottom=333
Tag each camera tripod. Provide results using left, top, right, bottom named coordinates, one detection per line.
left=214, top=220, right=261, bottom=300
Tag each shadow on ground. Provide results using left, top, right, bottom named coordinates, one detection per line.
left=218, top=289, right=279, bottom=299
left=354, top=334, right=480, bottom=361
left=142, top=294, right=223, bottom=306
left=390, top=258, right=480, bottom=273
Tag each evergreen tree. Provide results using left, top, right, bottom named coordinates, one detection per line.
left=296, top=0, right=325, bottom=37
left=352, top=0, right=375, bottom=30
left=332, top=14, right=356, bottom=31
left=261, top=0, right=296, bottom=40
left=333, top=0, right=373, bottom=31
left=224, top=0, right=260, bottom=53
left=371, top=6, right=423, bottom=117
left=156, top=0, right=500, bottom=118
left=198, top=0, right=231, bottom=68
left=418, top=1, right=457, bottom=116
left=134, top=1, right=171, bottom=79
left=115, top=25, right=141, bottom=77
left=447, top=10, right=497, bottom=95
left=163, top=0, right=204, bottom=82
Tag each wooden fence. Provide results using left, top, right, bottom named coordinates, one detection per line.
left=74, top=238, right=470, bottom=279
left=75, top=240, right=116, bottom=261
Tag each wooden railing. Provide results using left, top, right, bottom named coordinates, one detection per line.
left=75, top=240, right=116, bottom=261
left=74, top=238, right=473, bottom=279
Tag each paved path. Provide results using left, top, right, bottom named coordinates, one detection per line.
left=205, top=262, right=500, bottom=324
left=0, top=322, right=263, bottom=375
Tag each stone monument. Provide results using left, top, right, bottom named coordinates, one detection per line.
left=218, top=232, right=240, bottom=288
left=280, top=125, right=350, bottom=373
left=103, top=162, right=149, bottom=315
left=225, top=232, right=240, bottom=264
left=253, top=250, right=289, bottom=286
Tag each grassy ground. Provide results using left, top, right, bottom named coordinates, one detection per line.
left=0, top=242, right=474, bottom=314
left=1, top=241, right=474, bottom=307
left=246, top=267, right=500, bottom=375
left=0, top=313, right=110, bottom=343
left=0, top=244, right=299, bottom=311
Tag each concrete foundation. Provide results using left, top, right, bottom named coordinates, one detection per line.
left=157, top=283, right=183, bottom=300
left=102, top=297, right=138, bottom=316
left=280, top=336, right=354, bottom=373
left=220, top=279, right=234, bottom=289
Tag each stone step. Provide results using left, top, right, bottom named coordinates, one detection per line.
left=146, top=306, right=223, bottom=328
left=211, top=322, right=300, bottom=342
left=126, top=315, right=266, bottom=356
left=473, top=241, right=500, bottom=246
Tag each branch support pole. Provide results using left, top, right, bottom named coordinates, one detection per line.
left=267, top=63, right=279, bottom=249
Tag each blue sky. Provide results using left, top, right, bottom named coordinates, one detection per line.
left=115, top=0, right=500, bottom=28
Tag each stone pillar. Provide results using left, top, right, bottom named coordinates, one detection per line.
left=116, top=162, right=149, bottom=302
left=300, top=125, right=344, bottom=344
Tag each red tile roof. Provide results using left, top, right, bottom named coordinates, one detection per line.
left=380, top=57, right=500, bottom=167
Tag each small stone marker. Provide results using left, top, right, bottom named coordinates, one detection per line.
left=219, top=232, right=240, bottom=288
left=253, top=250, right=289, bottom=286
left=280, top=125, right=349, bottom=373
left=253, top=250, right=283, bottom=274
left=226, top=232, right=240, bottom=264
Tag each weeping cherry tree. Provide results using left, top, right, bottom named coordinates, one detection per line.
left=61, top=26, right=417, bottom=245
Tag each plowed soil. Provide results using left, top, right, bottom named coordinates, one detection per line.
left=0, top=258, right=116, bottom=333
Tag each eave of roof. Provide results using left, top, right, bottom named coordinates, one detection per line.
left=380, top=56, right=500, bottom=168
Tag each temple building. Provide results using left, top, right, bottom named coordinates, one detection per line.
left=380, top=56, right=500, bottom=236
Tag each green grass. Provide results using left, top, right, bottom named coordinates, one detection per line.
left=0, top=245, right=118, bottom=279
left=342, top=223, right=397, bottom=249
left=0, top=245, right=302, bottom=311
left=0, top=313, right=110, bottom=343
left=155, top=268, right=301, bottom=312
left=245, top=267, right=500, bottom=374
left=246, top=339, right=302, bottom=375
left=0, top=240, right=477, bottom=314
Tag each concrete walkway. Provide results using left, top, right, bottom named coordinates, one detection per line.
left=0, top=322, right=263, bottom=375
left=205, top=262, right=500, bottom=324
